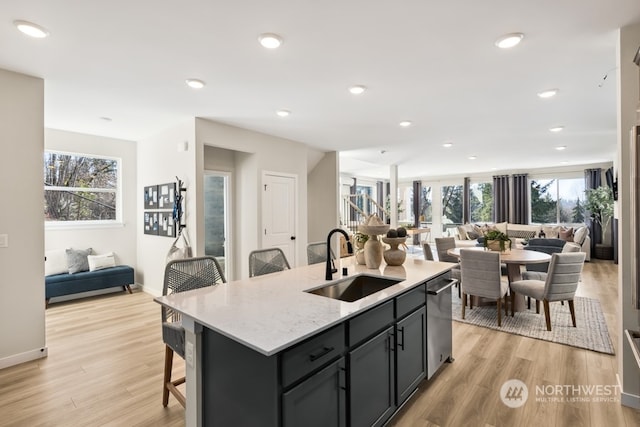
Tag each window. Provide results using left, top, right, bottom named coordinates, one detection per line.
left=44, top=151, right=120, bottom=223
left=419, top=185, right=432, bottom=223
left=441, top=184, right=463, bottom=235
left=530, top=177, right=585, bottom=223
left=470, top=182, right=493, bottom=222
left=397, top=183, right=413, bottom=223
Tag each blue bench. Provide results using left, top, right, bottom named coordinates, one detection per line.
left=45, top=265, right=135, bottom=307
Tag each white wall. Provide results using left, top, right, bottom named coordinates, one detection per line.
left=308, top=152, right=340, bottom=244
left=617, top=22, right=640, bottom=408
left=44, top=129, right=138, bottom=301
left=196, top=118, right=325, bottom=278
left=136, top=120, right=197, bottom=296
left=0, top=69, right=46, bottom=368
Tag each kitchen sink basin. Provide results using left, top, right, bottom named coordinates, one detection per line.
left=306, top=274, right=402, bottom=302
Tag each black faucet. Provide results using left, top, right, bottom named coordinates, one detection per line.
left=326, top=228, right=353, bottom=280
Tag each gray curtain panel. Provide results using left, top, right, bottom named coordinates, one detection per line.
left=585, top=168, right=602, bottom=248
left=463, top=177, right=470, bottom=224
left=512, top=174, right=529, bottom=224
left=493, top=175, right=510, bottom=223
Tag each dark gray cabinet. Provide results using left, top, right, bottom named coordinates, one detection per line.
left=396, top=306, right=427, bottom=404
left=283, top=357, right=346, bottom=427
left=349, top=326, right=396, bottom=427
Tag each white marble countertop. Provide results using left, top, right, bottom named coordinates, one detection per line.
left=155, top=257, right=453, bottom=356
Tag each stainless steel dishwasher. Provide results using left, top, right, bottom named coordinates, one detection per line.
left=426, top=272, right=457, bottom=379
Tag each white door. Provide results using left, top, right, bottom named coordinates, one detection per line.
left=263, top=173, right=296, bottom=265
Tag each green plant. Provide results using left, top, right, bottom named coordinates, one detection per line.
left=584, top=186, right=614, bottom=243
left=353, top=232, right=369, bottom=248
left=483, top=230, right=511, bottom=251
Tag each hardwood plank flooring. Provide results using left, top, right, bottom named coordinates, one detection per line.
left=0, top=260, right=638, bottom=426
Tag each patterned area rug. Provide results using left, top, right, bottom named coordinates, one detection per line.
left=452, top=296, right=615, bottom=354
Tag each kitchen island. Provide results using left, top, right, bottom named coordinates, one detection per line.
left=155, top=257, right=454, bottom=427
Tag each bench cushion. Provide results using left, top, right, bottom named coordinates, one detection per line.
left=45, top=265, right=134, bottom=299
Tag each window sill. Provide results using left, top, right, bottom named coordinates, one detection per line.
left=45, top=221, right=126, bottom=231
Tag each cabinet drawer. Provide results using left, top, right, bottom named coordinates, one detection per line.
left=348, top=300, right=394, bottom=346
left=396, top=283, right=426, bottom=319
left=282, top=324, right=345, bottom=388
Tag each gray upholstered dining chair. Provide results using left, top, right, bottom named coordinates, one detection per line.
left=307, top=241, right=336, bottom=265
left=522, top=242, right=581, bottom=281
left=422, top=242, right=434, bottom=261
left=435, top=237, right=461, bottom=295
left=459, top=249, right=509, bottom=326
left=510, top=252, right=586, bottom=331
left=249, top=247, right=291, bottom=277
left=162, top=256, right=226, bottom=408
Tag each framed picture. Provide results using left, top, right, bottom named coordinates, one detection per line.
left=158, top=183, right=176, bottom=209
left=144, top=185, right=158, bottom=209
left=143, top=211, right=159, bottom=235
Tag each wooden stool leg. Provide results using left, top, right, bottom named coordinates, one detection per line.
left=568, top=300, right=577, bottom=327
left=162, top=345, right=173, bottom=407
left=543, top=300, right=552, bottom=331
left=462, top=293, right=467, bottom=319
left=497, top=298, right=502, bottom=327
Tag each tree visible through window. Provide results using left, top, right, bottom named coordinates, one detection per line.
left=470, top=182, right=493, bottom=222
left=530, top=178, right=585, bottom=223
left=441, top=185, right=463, bottom=235
left=44, top=152, right=119, bottom=222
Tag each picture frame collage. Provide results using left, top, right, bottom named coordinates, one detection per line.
left=143, top=182, right=176, bottom=237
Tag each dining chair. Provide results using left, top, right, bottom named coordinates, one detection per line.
left=307, top=241, right=336, bottom=265
left=162, top=256, right=226, bottom=408
left=459, top=249, right=509, bottom=326
left=249, top=247, right=291, bottom=277
left=522, top=242, right=581, bottom=281
left=422, top=242, right=434, bottom=261
left=435, top=237, right=462, bottom=296
left=510, top=252, right=586, bottom=331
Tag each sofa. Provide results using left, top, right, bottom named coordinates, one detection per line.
left=455, top=222, right=590, bottom=261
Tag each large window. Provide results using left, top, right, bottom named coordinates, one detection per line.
left=470, top=182, right=493, bottom=222
left=441, top=185, right=463, bottom=235
left=44, top=151, right=119, bottom=223
left=419, top=185, right=432, bottom=223
left=530, top=177, right=585, bottom=223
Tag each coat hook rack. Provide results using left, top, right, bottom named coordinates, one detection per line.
left=174, top=176, right=187, bottom=232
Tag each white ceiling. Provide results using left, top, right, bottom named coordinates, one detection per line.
left=2, top=1, right=639, bottom=179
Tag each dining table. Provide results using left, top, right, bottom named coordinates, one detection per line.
left=447, top=246, right=551, bottom=312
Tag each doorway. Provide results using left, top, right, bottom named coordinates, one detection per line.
left=204, top=171, right=232, bottom=280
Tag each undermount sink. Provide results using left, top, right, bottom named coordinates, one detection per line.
left=306, top=274, right=402, bottom=302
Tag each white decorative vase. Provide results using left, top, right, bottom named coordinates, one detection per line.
left=382, top=237, right=407, bottom=266
left=364, top=236, right=383, bottom=269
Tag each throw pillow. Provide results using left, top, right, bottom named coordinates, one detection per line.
left=542, top=225, right=561, bottom=238
left=66, top=248, right=93, bottom=274
left=45, top=249, right=69, bottom=276
left=559, top=227, right=574, bottom=242
left=456, top=225, right=469, bottom=240
left=88, top=252, right=116, bottom=272
left=495, top=222, right=508, bottom=234
left=573, top=226, right=588, bottom=245
left=467, top=231, right=481, bottom=240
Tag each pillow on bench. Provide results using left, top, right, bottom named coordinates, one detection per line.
left=88, top=252, right=116, bottom=271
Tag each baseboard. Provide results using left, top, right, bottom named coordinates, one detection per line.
left=0, top=346, right=48, bottom=370
left=141, top=285, right=162, bottom=298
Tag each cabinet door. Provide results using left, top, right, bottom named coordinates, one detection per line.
left=396, top=307, right=427, bottom=404
left=349, top=326, right=395, bottom=427
left=283, top=358, right=346, bottom=427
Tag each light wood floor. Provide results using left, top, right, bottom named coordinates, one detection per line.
left=0, top=260, right=638, bottom=426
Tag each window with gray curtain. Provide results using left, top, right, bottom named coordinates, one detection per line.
left=512, top=174, right=528, bottom=224
left=493, top=175, right=510, bottom=222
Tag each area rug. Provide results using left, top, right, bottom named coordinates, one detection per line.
left=452, top=296, right=615, bottom=354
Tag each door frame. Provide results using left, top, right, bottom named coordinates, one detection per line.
left=204, top=170, right=233, bottom=281
left=261, top=170, right=298, bottom=266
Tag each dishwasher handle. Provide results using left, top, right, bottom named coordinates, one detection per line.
left=427, top=279, right=458, bottom=295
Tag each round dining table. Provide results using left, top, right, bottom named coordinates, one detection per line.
left=447, top=246, right=551, bottom=312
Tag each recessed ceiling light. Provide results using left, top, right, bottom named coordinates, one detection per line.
left=99, top=117, right=112, bottom=122
left=537, top=89, right=559, bottom=98
left=468, top=156, right=477, bottom=160
left=349, top=85, right=367, bottom=95
left=560, top=161, right=569, bottom=165
left=549, top=126, right=564, bottom=132
left=555, top=146, right=567, bottom=151
left=14, top=20, right=50, bottom=38
left=259, top=33, right=283, bottom=49
left=443, top=142, right=453, bottom=148
left=399, top=121, right=412, bottom=127
left=185, top=79, right=205, bottom=89
left=495, top=33, right=524, bottom=49
left=276, top=109, right=290, bottom=117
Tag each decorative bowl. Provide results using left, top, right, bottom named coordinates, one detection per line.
left=358, top=224, right=390, bottom=236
